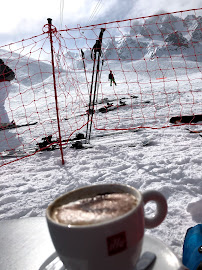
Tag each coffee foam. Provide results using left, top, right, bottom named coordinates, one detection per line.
left=51, top=193, right=138, bottom=226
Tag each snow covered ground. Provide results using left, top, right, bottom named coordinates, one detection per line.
left=1, top=120, right=202, bottom=260
left=0, top=12, right=202, bottom=261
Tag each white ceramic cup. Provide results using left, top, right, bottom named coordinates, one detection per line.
left=46, top=183, right=167, bottom=270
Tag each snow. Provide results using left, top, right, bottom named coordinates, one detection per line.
left=0, top=12, right=202, bottom=262
left=1, top=125, right=202, bottom=259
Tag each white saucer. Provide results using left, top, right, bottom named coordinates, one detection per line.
left=39, top=252, right=157, bottom=270
left=38, top=235, right=186, bottom=270
left=38, top=252, right=66, bottom=270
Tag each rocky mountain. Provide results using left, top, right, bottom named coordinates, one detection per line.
left=103, top=36, right=148, bottom=61
left=164, top=31, right=189, bottom=47
left=108, top=13, right=202, bottom=61
left=130, top=13, right=185, bottom=39
left=67, top=12, right=202, bottom=68
left=191, top=16, right=202, bottom=41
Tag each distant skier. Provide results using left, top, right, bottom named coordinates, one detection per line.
left=108, top=70, right=116, bottom=86
left=0, top=59, right=15, bottom=127
left=81, top=49, right=86, bottom=70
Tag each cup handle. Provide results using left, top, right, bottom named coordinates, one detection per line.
left=142, top=190, right=167, bottom=229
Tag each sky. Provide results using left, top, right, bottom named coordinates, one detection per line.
left=1, top=0, right=202, bottom=46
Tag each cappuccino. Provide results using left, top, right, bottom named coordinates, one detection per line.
left=51, top=193, right=138, bottom=226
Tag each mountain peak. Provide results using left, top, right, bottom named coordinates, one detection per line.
left=165, top=31, right=189, bottom=47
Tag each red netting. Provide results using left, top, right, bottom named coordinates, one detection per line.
left=0, top=8, right=202, bottom=166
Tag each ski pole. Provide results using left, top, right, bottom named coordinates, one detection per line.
left=85, top=54, right=96, bottom=143
left=88, top=52, right=101, bottom=142
left=96, top=59, right=104, bottom=103
left=81, top=49, right=90, bottom=95
left=86, top=28, right=105, bottom=143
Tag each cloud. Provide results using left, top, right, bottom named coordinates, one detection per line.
left=130, top=0, right=202, bottom=18
left=0, top=0, right=201, bottom=47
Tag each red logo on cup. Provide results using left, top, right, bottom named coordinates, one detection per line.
left=107, top=231, right=127, bottom=256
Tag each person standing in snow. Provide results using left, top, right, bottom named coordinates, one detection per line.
left=0, top=59, right=15, bottom=127
left=108, top=70, right=116, bottom=86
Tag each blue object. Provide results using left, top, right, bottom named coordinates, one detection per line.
left=183, top=224, right=202, bottom=270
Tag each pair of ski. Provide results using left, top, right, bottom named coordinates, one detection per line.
left=94, top=95, right=139, bottom=106
left=0, top=121, right=37, bottom=131
left=170, top=114, right=202, bottom=134
left=186, top=128, right=202, bottom=134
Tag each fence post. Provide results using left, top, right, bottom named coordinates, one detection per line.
left=47, top=18, right=65, bottom=165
